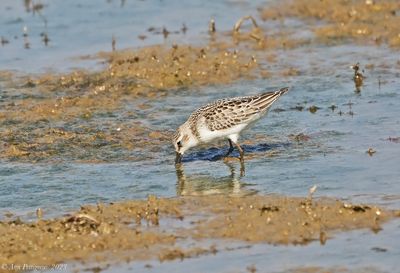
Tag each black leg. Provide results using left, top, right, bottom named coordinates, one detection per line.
left=224, top=139, right=234, bottom=157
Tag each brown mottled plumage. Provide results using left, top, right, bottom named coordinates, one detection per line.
left=173, top=87, right=289, bottom=164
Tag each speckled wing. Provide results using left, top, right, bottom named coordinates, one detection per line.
left=200, top=87, right=289, bottom=131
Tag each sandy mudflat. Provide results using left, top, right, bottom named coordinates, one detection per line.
left=1, top=193, right=398, bottom=269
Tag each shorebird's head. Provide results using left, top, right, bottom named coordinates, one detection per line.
left=173, top=123, right=197, bottom=164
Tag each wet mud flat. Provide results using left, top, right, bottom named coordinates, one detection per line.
left=260, top=0, right=400, bottom=48
left=1, top=0, right=400, bottom=164
left=0, top=42, right=260, bottom=163
left=1, top=194, right=398, bottom=271
left=0, top=0, right=400, bottom=272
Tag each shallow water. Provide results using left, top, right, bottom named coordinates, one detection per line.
left=1, top=0, right=400, bottom=272
left=0, top=0, right=260, bottom=73
left=81, top=220, right=400, bottom=273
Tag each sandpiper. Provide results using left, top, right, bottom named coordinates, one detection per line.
left=173, top=87, right=289, bottom=164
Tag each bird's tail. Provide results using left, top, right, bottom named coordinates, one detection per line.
left=276, top=87, right=289, bottom=95
left=252, top=87, right=290, bottom=110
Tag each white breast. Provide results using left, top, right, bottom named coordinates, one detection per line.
left=196, top=117, right=248, bottom=143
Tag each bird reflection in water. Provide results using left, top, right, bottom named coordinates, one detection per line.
left=175, top=161, right=256, bottom=196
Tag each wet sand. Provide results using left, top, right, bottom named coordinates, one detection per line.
left=1, top=0, right=400, bottom=272
left=0, top=43, right=259, bottom=163
left=260, top=0, right=400, bottom=47
left=1, top=193, right=398, bottom=269
left=2, top=0, right=398, bottom=164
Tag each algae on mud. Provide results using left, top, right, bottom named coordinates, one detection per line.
left=0, top=194, right=397, bottom=268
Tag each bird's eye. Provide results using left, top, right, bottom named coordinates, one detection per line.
left=177, top=141, right=182, bottom=148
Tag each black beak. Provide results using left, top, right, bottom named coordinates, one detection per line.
left=175, top=152, right=182, bottom=164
